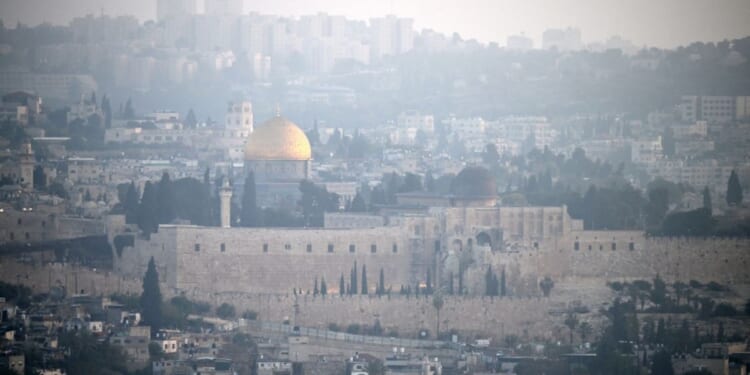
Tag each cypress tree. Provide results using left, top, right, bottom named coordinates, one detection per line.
left=485, top=265, right=494, bottom=296
left=140, top=257, right=162, bottom=335
left=138, top=182, right=159, bottom=235
left=313, top=277, right=319, bottom=296
left=240, top=172, right=261, bottom=227
left=378, top=268, right=385, bottom=296
left=500, top=268, right=506, bottom=297
left=157, top=172, right=176, bottom=224
left=350, top=192, right=367, bottom=212
left=321, top=278, right=327, bottom=296
left=124, top=181, right=139, bottom=224
left=351, top=261, right=358, bottom=295
left=361, top=265, right=368, bottom=295
left=425, top=269, right=432, bottom=295
left=339, top=274, right=345, bottom=296
left=702, top=186, right=712, bottom=211
left=726, top=170, right=743, bottom=206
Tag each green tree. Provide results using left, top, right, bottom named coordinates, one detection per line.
left=646, top=188, right=670, bottom=230
left=432, top=292, right=444, bottom=340
left=240, top=172, right=262, bottom=227
left=351, top=261, right=358, bottom=295
left=650, top=350, right=674, bottom=375
left=140, top=257, right=162, bottom=334
left=726, top=170, right=743, bottom=206
left=124, top=181, right=139, bottom=224
left=123, top=97, right=135, bottom=119
left=320, top=277, right=327, bottom=296
left=702, top=186, right=712, bottom=211
left=540, top=276, right=554, bottom=297
left=339, top=274, right=345, bottom=296
left=651, top=274, right=667, bottom=310
left=361, top=264, right=368, bottom=295
left=578, top=321, right=592, bottom=343
left=137, top=181, right=159, bottom=235
left=564, top=314, right=579, bottom=344
left=101, top=94, right=112, bottom=128
left=217, top=303, right=236, bottom=319
left=377, top=268, right=385, bottom=296
left=185, top=108, right=197, bottom=128
left=482, top=143, right=500, bottom=165
left=350, top=192, right=367, bottom=212
left=157, top=172, right=176, bottom=224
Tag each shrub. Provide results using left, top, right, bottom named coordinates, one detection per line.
left=713, top=303, right=738, bottom=317
left=346, top=324, right=361, bottom=334
left=242, top=310, right=258, bottom=320
left=216, top=303, right=236, bottom=319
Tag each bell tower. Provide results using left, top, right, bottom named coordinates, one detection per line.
left=19, top=140, right=34, bottom=192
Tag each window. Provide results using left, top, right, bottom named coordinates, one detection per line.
left=588, top=245, right=592, bottom=251
left=328, top=244, right=334, bottom=253
left=17, top=218, right=21, bottom=225
left=9, top=232, right=13, bottom=241
left=284, top=243, right=291, bottom=250
left=194, top=244, right=200, bottom=252
left=349, top=244, right=355, bottom=253
left=25, top=232, right=29, bottom=240
left=629, top=242, right=635, bottom=251
left=220, top=243, right=226, bottom=252
left=306, top=244, right=312, bottom=253
left=263, top=243, right=268, bottom=253
left=41, top=221, right=45, bottom=227
left=371, top=244, right=377, bottom=253
left=611, top=243, right=616, bottom=251
left=599, top=245, right=603, bottom=250
left=574, top=242, right=579, bottom=251
left=393, top=244, right=398, bottom=253
left=533, top=242, right=538, bottom=249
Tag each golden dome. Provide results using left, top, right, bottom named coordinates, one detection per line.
left=244, top=115, right=312, bottom=161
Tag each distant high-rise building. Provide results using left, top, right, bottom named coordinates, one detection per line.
left=506, top=34, right=533, bottom=51
left=369, top=15, right=414, bottom=61
left=205, top=0, right=243, bottom=16
left=156, top=0, right=197, bottom=22
left=542, top=27, right=582, bottom=51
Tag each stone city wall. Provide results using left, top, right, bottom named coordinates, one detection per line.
left=118, top=225, right=435, bottom=295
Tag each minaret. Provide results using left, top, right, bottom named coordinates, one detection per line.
left=19, top=140, right=34, bottom=192
left=219, top=177, right=232, bottom=228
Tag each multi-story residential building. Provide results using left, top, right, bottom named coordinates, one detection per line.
left=542, top=28, right=582, bottom=51
left=506, top=34, right=534, bottom=51
left=156, top=0, right=197, bottom=21
left=397, top=111, right=435, bottom=133
left=630, top=138, right=664, bottom=164
left=679, top=95, right=745, bottom=123
left=369, top=15, right=414, bottom=61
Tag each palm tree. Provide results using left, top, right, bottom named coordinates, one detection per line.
left=432, top=292, right=444, bottom=340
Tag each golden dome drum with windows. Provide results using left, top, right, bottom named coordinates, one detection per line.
left=244, top=114, right=312, bottom=182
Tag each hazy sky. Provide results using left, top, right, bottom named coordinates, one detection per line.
left=1, top=0, right=749, bottom=48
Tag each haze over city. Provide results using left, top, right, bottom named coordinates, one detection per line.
left=0, top=0, right=749, bottom=374
left=2, top=0, right=750, bottom=47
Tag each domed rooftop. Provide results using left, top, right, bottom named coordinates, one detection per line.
left=450, top=166, right=497, bottom=198
left=244, top=115, right=312, bottom=161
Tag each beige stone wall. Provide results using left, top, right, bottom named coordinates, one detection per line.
left=119, top=225, right=432, bottom=295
